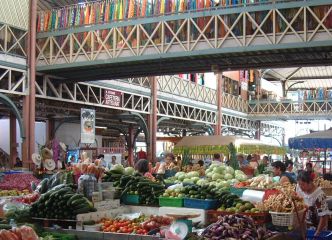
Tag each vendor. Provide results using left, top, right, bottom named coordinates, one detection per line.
left=306, top=162, right=317, bottom=180
left=296, top=170, right=330, bottom=236
left=237, top=154, right=249, bottom=168
left=135, top=159, right=155, bottom=181
left=285, top=160, right=297, bottom=183
left=14, top=157, right=22, bottom=168
left=213, top=153, right=222, bottom=163
left=271, top=161, right=296, bottom=184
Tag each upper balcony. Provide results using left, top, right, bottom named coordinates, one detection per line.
left=35, top=0, right=332, bottom=80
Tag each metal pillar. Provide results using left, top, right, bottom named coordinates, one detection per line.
left=9, top=113, right=17, bottom=168
left=27, top=0, right=37, bottom=168
left=22, top=96, right=30, bottom=167
left=255, top=120, right=261, bottom=140
left=215, top=73, right=223, bottom=135
left=148, top=77, right=157, bottom=162
left=46, top=119, right=55, bottom=143
left=127, top=125, right=134, bottom=167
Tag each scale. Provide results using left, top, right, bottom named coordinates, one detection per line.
left=166, top=213, right=200, bottom=239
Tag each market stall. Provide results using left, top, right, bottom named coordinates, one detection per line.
left=289, top=128, right=332, bottom=175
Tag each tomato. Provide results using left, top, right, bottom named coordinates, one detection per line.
left=127, top=227, right=133, bottom=233
left=110, top=227, right=117, bottom=232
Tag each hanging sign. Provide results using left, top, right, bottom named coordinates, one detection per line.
left=81, top=108, right=96, bottom=144
left=104, top=90, right=122, bottom=107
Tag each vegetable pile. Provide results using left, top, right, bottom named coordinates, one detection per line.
left=33, top=171, right=74, bottom=194
left=0, top=225, right=39, bottom=240
left=0, top=189, right=30, bottom=197
left=30, top=185, right=96, bottom=219
left=245, top=175, right=275, bottom=189
left=14, top=192, right=40, bottom=205
left=118, top=175, right=165, bottom=205
left=314, top=177, right=332, bottom=188
left=0, top=173, right=39, bottom=191
left=202, top=214, right=276, bottom=240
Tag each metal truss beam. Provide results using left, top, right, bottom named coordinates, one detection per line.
left=0, top=22, right=27, bottom=58
left=249, top=100, right=332, bottom=120
left=0, top=65, right=27, bottom=95
left=36, top=1, right=332, bottom=80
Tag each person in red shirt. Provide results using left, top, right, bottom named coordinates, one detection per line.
left=306, top=162, right=316, bottom=180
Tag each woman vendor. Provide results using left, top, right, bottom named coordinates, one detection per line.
left=296, top=171, right=330, bottom=237
left=272, top=161, right=296, bottom=184
left=135, top=159, right=155, bottom=181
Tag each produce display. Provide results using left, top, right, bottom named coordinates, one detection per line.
left=33, top=171, right=74, bottom=194
left=30, top=185, right=96, bottom=219
left=182, top=164, right=205, bottom=176
left=314, top=177, right=332, bottom=188
left=202, top=214, right=276, bottom=240
left=0, top=173, right=39, bottom=191
left=258, top=187, right=306, bottom=213
left=72, top=163, right=105, bottom=180
left=14, top=192, right=40, bottom=205
left=102, top=165, right=135, bottom=182
left=205, top=164, right=247, bottom=182
left=0, top=189, right=30, bottom=197
left=0, top=225, right=39, bottom=240
left=164, top=171, right=201, bottom=185
left=245, top=175, right=275, bottom=189
left=100, top=215, right=172, bottom=234
left=180, top=185, right=225, bottom=200
left=118, top=175, right=165, bottom=205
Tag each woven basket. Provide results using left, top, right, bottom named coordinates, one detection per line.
left=322, top=188, right=332, bottom=196
left=270, top=209, right=306, bottom=227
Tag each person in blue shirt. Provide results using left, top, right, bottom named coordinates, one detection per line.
left=285, top=160, right=297, bottom=183
left=237, top=154, right=249, bottom=167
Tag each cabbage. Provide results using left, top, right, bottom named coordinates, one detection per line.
left=206, top=172, right=213, bottom=179
left=191, top=177, right=200, bottom=183
left=209, top=163, right=220, bottom=171
left=216, top=180, right=228, bottom=188
left=175, top=171, right=185, bottom=178
left=235, top=174, right=247, bottom=182
left=224, top=173, right=233, bottom=180
left=124, top=167, right=135, bottom=175
left=230, top=179, right=239, bottom=184
left=178, top=174, right=186, bottom=181
left=224, top=166, right=235, bottom=175
left=212, top=173, right=222, bottom=181
left=196, top=179, right=209, bottom=186
left=111, top=164, right=125, bottom=174
left=186, top=171, right=200, bottom=178
left=183, top=178, right=194, bottom=184
left=235, top=170, right=245, bottom=176
left=213, top=166, right=224, bottom=175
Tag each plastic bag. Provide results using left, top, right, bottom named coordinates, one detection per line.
left=77, top=174, right=97, bottom=200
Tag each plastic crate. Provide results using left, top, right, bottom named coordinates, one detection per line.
left=121, top=194, right=140, bottom=205
left=184, top=198, right=219, bottom=210
left=159, top=197, right=184, bottom=207
left=306, top=230, right=332, bottom=239
left=230, top=186, right=247, bottom=197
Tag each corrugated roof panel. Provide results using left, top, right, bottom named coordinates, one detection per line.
left=0, top=0, right=29, bottom=30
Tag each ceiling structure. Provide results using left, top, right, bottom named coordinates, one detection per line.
left=263, top=66, right=332, bottom=90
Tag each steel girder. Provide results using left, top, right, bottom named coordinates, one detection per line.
left=35, top=1, right=332, bottom=79
left=249, top=100, right=332, bottom=120
left=0, top=22, right=27, bottom=58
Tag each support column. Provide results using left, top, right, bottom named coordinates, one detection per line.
left=215, top=73, right=223, bottom=135
left=127, top=125, right=134, bottom=167
left=255, top=121, right=261, bottom=140
left=46, top=119, right=55, bottom=143
left=148, top=77, right=157, bottom=162
left=22, top=96, right=30, bottom=167
left=27, top=0, right=37, bottom=169
left=9, top=113, right=17, bottom=168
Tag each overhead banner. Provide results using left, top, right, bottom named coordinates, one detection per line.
left=104, top=89, right=122, bottom=107
left=81, top=108, right=95, bottom=144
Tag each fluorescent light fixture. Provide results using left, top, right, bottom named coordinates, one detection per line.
left=95, top=126, right=107, bottom=129
left=121, top=120, right=137, bottom=124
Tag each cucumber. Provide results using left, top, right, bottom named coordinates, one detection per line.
left=73, top=206, right=91, bottom=214
left=67, top=194, right=84, bottom=206
left=71, top=198, right=88, bottom=206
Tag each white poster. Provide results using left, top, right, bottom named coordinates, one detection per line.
left=81, top=108, right=95, bottom=144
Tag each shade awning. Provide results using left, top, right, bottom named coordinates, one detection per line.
left=288, top=129, right=332, bottom=149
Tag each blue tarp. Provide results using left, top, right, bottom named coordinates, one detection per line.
left=288, top=129, right=332, bottom=149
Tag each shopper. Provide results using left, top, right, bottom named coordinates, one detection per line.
left=97, top=154, right=108, bottom=168
left=213, top=153, right=222, bottom=162
left=14, top=157, right=22, bottom=168
left=272, top=161, right=296, bottom=184
left=135, top=159, right=155, bottom=181
left=285, top=160, right=297, bottom=183
left=296, top=170, right=329, bottom=237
